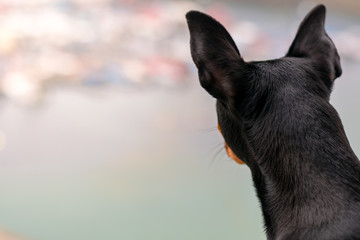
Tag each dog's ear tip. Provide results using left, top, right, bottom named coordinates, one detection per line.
left=314, top=4, right=326, bottom=12
left=185, top=11, right=194, bottom=21
left=185, top=10, right=206, bottom=22
left=310, top=4, right=326, bottom=18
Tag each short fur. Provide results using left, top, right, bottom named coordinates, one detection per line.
left=186, top=5, right=360, bottom=240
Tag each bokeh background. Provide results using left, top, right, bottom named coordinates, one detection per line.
left=0, top=0, right=359, bottom=239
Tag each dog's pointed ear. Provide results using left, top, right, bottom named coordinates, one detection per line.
left=287, top=4, right=342, bottom=80
left=186, top=11, right=246, bottom=101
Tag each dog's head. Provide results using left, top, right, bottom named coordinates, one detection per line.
left=186, top=5, right=341, bottom=168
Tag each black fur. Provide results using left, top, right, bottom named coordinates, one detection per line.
left=186, top=5, right=360, bottom=240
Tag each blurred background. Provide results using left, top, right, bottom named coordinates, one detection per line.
left=0, top=0, right=359, bottom=239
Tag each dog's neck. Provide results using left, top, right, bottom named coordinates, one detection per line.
left=243, top=97, right=360, bottom=238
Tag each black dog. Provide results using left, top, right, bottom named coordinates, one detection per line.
left=186, top=4, right=360, bottom=240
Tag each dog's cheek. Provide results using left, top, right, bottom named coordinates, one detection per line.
left=225, top=144, right=245, bottom=164
left=218, top=124, right=245, bottom=164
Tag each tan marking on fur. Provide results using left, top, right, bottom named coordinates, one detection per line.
left=218, top=125, right=245, bottom=164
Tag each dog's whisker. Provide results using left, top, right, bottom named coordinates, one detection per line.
left=208, top=145, right=227, bottom=169
left=203, top=142, right=223, bottom=157
left=199, top=127, right=218, bottom=134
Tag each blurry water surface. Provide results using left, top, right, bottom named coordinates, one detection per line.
left=0, top=0, right=360, bottom=239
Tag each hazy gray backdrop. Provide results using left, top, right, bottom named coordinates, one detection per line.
left=0, top=0, right=359, bottom=239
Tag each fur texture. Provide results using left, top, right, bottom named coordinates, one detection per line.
left=186, top=5, right=360, bottom=240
